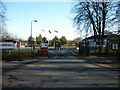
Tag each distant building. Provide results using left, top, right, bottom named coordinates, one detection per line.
left=20, top=40, right=29, bottom=47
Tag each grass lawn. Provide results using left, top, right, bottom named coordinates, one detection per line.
left=61, top=46, right=76, bottom=48
left=72, top=49, right=120, bottom=58
left=72, top=49, right=79, bottom=53
left=2, top=49, right=46, bottom=61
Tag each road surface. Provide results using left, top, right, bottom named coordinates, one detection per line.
left=2, top=48, right=119, bottom=89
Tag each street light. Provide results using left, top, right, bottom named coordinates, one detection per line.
left=31, top=20, right=38, bottom=52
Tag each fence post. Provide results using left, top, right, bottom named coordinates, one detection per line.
left=85, top=40, right=90, bottom=56
left=106, top=40, right=109, bottom=55
left=79, top=42, right=84, bottom=56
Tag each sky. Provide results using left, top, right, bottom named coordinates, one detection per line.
left=4, top=1, right=80, bottom=41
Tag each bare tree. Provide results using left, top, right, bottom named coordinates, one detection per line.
left=0, top=0, right=7, bottom=38
left=73, top=0, right=118, bottom=35
left=116, top=1, right=120, bottom=31
left=72, top=0, right=119, bottom=53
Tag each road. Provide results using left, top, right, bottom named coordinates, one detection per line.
left=2, top=48, right=119, bottom=89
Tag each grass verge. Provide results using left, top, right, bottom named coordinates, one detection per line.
left=2, top=50, right=47, bottom=61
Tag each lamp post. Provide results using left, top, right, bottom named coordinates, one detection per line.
left=31, top=20, right=37, bottom=52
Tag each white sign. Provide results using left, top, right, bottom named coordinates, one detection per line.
left=40, top=43, right=48, bottom=47
left=0, top=41, right=14, bottom=50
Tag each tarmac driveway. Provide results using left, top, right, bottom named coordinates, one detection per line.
left=2, top=48, right=119, bottom=89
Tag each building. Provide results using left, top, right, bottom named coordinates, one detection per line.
left=82, top=34, right=120, bottom=50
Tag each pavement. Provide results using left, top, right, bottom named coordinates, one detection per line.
left=1, top=48, right=120, bottom=89
left=75, top=55, right=120, bottom=71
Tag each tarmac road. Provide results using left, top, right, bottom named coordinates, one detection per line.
left=2, top=48, right=119, bottom=89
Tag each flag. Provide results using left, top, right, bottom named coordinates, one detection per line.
left=48, top=30, right=51, bottom=34
left=54, top=30, right=58, bottom=33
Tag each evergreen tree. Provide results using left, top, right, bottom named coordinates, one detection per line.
left=36, top=34, right=42, bottom=44
left=54, top=36, right=59, bottom=41
left=28, top=36, right=34, bottom=44
left=60, top=36, right=67, bottom=45
left=42, top=37, right=47, bottom=43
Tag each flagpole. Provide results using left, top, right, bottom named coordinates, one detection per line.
left=54, top=30, right=56, bottom=49
left=48, top=36, right=50, bottom=46
left=54, top=30, right=59, bottom=49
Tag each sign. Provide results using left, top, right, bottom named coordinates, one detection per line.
left=40, top=47, right=48, bottom=52
left=40, top=43, right=48, bottom=47
left=0, top=40, right=14, bottom=50
left=40, top=43, right=48, bottom=53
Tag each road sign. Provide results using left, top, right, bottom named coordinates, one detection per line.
left=40, top=43, right=48, bottom=47
left=40, top=47, right=48, bottom=52
left=40, top=43, right=48, bottom=53
left=0, top=40, right=14, bottom=50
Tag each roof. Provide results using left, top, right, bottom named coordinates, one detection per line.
left=82, top=34, right=120, bottom=41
